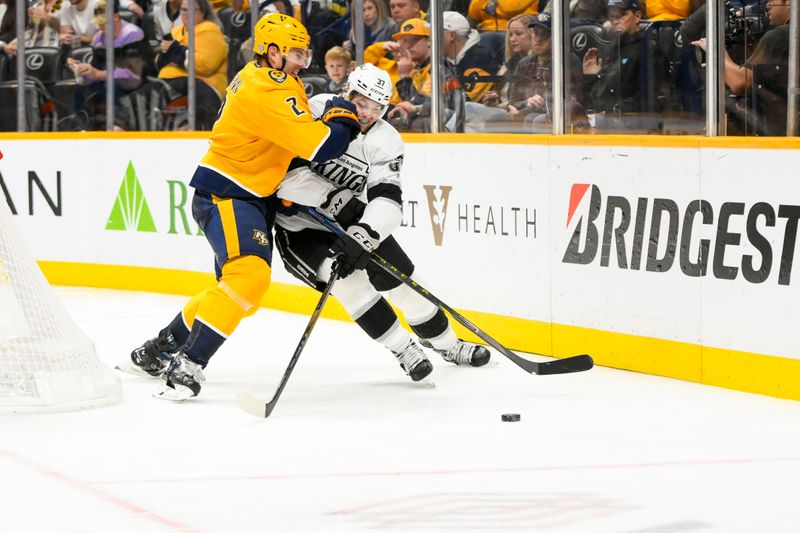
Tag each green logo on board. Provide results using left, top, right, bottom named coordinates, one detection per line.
left=106, top=161, right=157, bottom=232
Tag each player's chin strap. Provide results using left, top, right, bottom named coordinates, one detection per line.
left=298, top=204, right=594, bottom=376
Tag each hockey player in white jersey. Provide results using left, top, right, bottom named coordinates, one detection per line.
left=275, top=63, right=490, bottom=382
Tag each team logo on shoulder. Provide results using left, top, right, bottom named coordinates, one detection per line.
left=268, top=70, right=287, bottom=83
left=252, top=229, right=270, bottom=246
left=389, top=155, right=404, bottom=172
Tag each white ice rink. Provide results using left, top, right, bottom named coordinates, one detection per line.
left=3, top=286, right=800, bottom=533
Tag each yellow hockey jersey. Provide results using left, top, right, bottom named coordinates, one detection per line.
left=193, top=61, right=337, bottom=199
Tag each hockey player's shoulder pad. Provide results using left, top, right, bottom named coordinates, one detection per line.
left=321, top=96, right=360, bottom=142
left=365, top=120, right=404, bottom=167
left=309, top=93, right=336, bottom=119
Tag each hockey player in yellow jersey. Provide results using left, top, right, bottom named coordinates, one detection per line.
left=128, top=13, right=362, bottom=400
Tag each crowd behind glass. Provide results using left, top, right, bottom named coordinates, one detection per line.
left=0, top=0, right=796, bottom=136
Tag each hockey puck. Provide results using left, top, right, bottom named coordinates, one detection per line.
left=501, top=413, right=521, bottom=422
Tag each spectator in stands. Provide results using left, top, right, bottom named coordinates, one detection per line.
left=478, top=12, right=534, bottom=108
left=644, top=0, right=690, bottom=21
left=0, top=0, right=20, bottom=53
left=2, top=0, right=61, bottom=54
left=343, top=0, right=398, bottom=53
left=324, top=45, right=352, bottom=92
left=387, top=17, right=456, bottom=131
left=542, top=0, right=607, bottom=25
left=66, top=0, right=156, bottom=129
left=442, top=11, right=498, bottom=102
left=59, top=0, right=101, bottom=47
left=389, top=0, right=423, bottom=24
left=303, top=0, right=350, bottom=73
left=581, top=0, right=658, bottom=131
left=121, top=0, right=143, bottom=18
left=468, top=0, right=538, bottom=31
left=503, top=12, right=533, bottom=74
left=152, top=0, right=181, bottom=41
left=209, top=0, right=230, bottom=12
left=479, top=13, right=586, bottom=132
left=232, top=0, right=293, bottom=15
left=691, top=0, right=792, bottom=135
left=468, top=0, right=538, bottom=70
left=157, top=0, right=227, bottom=129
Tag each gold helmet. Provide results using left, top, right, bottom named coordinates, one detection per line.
left=252, top=13, right=312, bottom=66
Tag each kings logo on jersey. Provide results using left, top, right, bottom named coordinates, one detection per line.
left=311, top=153, right=369, bottom=194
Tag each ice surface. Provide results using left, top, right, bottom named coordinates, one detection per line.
left=2, top=287, right=799, bottom=533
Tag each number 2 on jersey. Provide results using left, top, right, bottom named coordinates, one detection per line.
left=285, top=96, right=305, bottom=117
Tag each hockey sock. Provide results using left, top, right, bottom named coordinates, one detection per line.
left=328, top=265, right=412, bottom=353
left=166, top=312, right=191, bottom=346
left=385, top=279, right=458, bottom=349
left=181, top=255, right=271, bottom=366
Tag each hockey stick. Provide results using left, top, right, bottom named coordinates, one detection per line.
left=300, top=205, right=593, bottom=375
left=236, top=261, right=340, bottom=418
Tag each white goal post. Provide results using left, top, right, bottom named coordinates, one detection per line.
left=0, top=199, right=121, bottom=413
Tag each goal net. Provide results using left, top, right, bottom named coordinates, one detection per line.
left=0, top=199, right=121, bottom=413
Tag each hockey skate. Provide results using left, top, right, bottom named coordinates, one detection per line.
left=123, top=329, right=178, bottom=377
left=392, top=339, right=434, bottom=382
left=154, top=353, right=206, bottom=401
left=420, top=338, right=491, bottom=367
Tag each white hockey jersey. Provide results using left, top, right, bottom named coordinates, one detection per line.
left=276, top=93, right=405, bottom=242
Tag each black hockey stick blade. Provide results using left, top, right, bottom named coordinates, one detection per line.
left=530, top=354, right=594, bottom=375
left=237, top=262, right=340, bottom=418
left=300, top=206, right=594, bottom=376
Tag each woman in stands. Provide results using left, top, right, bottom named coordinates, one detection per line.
left=156, top=0, right=227, bottom=129
left=344, top=0, right=398, bottom=54
left=477, top=12, right=533, bottom=109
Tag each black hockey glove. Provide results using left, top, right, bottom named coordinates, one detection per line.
left=321, top=96, right=361, bottom=142
left=317, top=187, right=365, bottom=227
left=328, top=223, right=379, bottom=279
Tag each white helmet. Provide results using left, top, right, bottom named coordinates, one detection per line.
left=344, top=64, right=393, bottom=117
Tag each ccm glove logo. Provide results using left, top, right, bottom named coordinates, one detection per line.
left=349, top=225, right=379, bottom=252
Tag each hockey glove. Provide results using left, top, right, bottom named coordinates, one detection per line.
left=328, top=223, right=380, bottom=279
left=317, top=187, right=365, bottom=228
left=322, top=96, right=361, bottom=142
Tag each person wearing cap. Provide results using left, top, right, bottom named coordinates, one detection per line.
left=442, top=10, right=499, bottom=103
left=506, top=13, right=587, bottom=132
left=65, top=0, right=157, bottom=128
left=67, top=0, right=155, bottom=90
left=581, top=0, right=662, bottom=131
left=386, top=17, right=457, bottom=131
